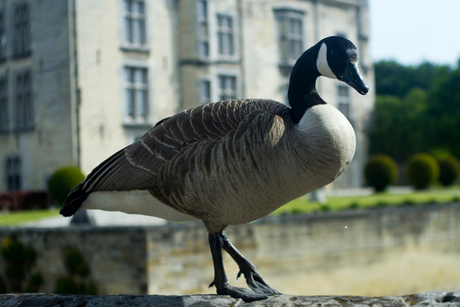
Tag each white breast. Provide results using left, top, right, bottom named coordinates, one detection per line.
left=296, top=104, right=356, bottom=182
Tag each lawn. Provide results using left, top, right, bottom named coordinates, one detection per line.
left=1, top=188, right=459, bottom=226
left=272, top=187, right=460, bottom=215
left=0, top=208, right=60, bottom=226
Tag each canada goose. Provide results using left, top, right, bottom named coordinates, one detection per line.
left=60, top=36, right=368, bottom=302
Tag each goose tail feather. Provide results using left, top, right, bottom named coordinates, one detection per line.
left=59, top=183, right=90, bottom=217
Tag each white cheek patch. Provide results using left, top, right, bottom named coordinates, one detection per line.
left=316, top=43, right=337, bottom=79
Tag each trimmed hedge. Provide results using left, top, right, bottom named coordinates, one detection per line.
left=48, top=166, right=85, bottom=205
left=406, top=153, right=439, bottom=190
left=438, top=155, right=460, bottom=186
left=364, top=154, right=399, bottom=192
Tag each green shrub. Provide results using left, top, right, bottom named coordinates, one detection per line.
left=48, top=166, right=85, bottom=205
left=55, top=276, right=79, bottom=294
left=1, top=235, right=42, bottom=293
left=437, top=155, right=460, bottom=186
left=55, top=246, right=97, bottom=295
left=64, top=247, right=90, bottom=278
left=406, top=153, right=439, bottom=190
left=26, top=272, right=43, bottom=292
left=374, top=201, right=390, bottom=208
left=364, top=154, right=399, bottom=192
left=402, top=199, right=416, bottom=206
left=348, top=202, right=360, bottom=209
left=55, top=276, right=97, bottom=295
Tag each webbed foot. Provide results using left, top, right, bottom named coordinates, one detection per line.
left=208, top=232, right=271, bottom=302
left=217, top=284, right=268, bottom=302
left=220, top=230, right=281, bottom=295
left=236, top=262, right=281, bottom=295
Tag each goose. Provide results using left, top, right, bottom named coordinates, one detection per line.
left=60, top=36, right=369, bottom=302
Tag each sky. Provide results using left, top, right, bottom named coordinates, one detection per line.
left=369, top=0, right=460, bottom=66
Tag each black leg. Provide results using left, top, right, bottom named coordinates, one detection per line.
left=219, top=230, right=281, bottom=295
left=208, top=232, right=268, bottom=302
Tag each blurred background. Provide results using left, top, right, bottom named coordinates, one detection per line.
left=0, top=0, right=459, bottom=298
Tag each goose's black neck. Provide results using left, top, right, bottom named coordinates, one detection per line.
left=288, top=44, right=325, bottom=124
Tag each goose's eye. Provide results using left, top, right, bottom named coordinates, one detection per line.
left=330, top=50, right=338, bottom=57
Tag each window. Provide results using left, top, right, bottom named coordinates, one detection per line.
left=14, top=4, right=30, bottom=56
left=337, top=84, right=351, bottom=121
left=218, top=75, right=237, bottom=101
left=275, top=9, right=304, bottom=64
left=197, top=0, right=209, bottom=58
left=123, top=0, right=146, bottom=47
left=199, top=79, right=211, bottom=104
left=0, top=77, right=7, bottom=132
left=217, top=14, right=234, bottom=57
left=15, top=71, right=33, bottom=130
left=125, top=67, right=149, bottom=123
left=6, top=156, right=21, bottom=191
left=0, top=12, right=6, bottom=61
left=281, top=84, right=289, bottom=105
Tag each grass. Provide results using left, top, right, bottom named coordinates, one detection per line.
left=0, top=208, right=60, bottom=226
left=273, top=187, right=460, bottom=215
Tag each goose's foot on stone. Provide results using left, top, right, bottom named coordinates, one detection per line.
left=235, top=262, right=281, bottom=295
left=219, top=230, right=281, bottom=295
left=209, top=281, right=268, bottom=302
left=208, top=232, right=270, bottom=302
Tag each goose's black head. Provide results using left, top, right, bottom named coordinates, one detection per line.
left=316, top=36, right=369, bottom=95
left=288, top=36, right=369, bottom=123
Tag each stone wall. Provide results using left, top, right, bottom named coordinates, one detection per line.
left=1, top=204, right=459, bottom=296
left=2, top=291, right=460, bottom=307
left=0, top=227, right=147, bottom=295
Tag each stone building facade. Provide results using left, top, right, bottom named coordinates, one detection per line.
left=0, top=0, right=374, bottom=193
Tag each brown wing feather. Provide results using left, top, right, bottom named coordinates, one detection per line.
left=147, top=100, right=290, bottom=218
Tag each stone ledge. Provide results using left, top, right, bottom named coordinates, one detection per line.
left=1, top=291, right=459, bottom=307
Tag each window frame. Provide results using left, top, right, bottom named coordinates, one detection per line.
left=337, top=83, right=353, bottom=123
left=197, top=0, right=210, bottom=59
left=13, top=3, right=31, bottom=58
left=274, top=8, right=305, bottom=67
left=199, top=78, right=212, bottom=105
left=121, top=0, right=148, bottom=51
left=123, top=65, right=151, bottom=126
left=5, top=155, right=21, bottom=191
left=215, top=12, right=238, bottom=62
left=0, top=76, right=8, bottom=133
left=0, top=11, right=6, bottom=62
left=15, top=70, right=33, bottom=131
left=217, top=74, right=238, bottom=101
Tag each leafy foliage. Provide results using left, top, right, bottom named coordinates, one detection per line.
left=406, top=153, right=440, bottom=190
left=64, top=247, right=90, bottom=278
left=364, top=154, right=399, bottom=192
left=55, top=276, right=97, bottom=295
left=375, top=60, right=451, bottom=97
left=437, top=155, right=460, bottom=186
left=48, top=166, right=85, bottom=205
left=426, top=66, right=460, bottom=158
left=371, top=60, right=460, bottom=162
left=369, top=89, right=429, bottom=161
left=55, top=247, right=97, bottom=295
left=0, top=235, right=43, bottom=293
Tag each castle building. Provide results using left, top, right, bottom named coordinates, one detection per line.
left=0, top=0, right=374, bottom=193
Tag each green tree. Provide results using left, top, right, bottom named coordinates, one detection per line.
left=375, top=60, right=451, bottom=97
left=427, top=64, right=460, bottom=158
left=369, top=88, right=429, bottom=161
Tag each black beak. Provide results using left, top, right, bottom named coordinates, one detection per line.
left=337, top=62, right=369, bottom=95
